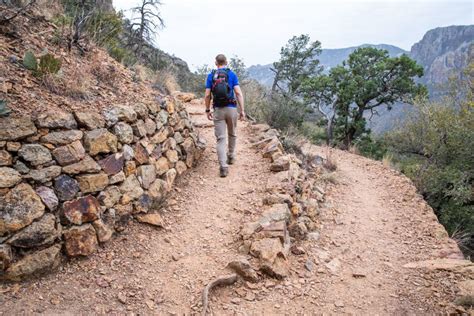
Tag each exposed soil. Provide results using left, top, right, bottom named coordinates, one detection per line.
left=0, top=101, right=471, bottom=315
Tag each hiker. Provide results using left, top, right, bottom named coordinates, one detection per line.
left=205, top=54, right=246, bottom=178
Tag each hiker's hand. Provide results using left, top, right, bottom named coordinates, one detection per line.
left=239, top=111, right=246, bottom=121
left=207, top=111, right=213, bottom=121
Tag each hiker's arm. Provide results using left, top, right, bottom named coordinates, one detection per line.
left=204, top=88, right=213, bottom=120
left=205, top=88, right=211, bottom=110
left=234, top=86, right=246, bottom=119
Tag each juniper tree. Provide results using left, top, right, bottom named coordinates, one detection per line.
left=271, top=34, right=322, bottom=98
left=303, top=47, right=425, bottom=147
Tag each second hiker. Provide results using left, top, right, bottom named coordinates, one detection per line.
left=205, top=54, right=246, bottom=178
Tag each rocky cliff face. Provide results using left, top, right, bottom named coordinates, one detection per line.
left=411, top=25, right=473, bottom=89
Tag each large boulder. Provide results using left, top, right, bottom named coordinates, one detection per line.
left=84, top=129, right=118, bottom=156
left=18, top=144, right=52, bottom=166
left=62, top=155, right=101, bottom=174
left=0, top=116, right=37, bottom=141
left=74, top=111, right=105, bottom=130
left=0, top=167, right=21, bottom=188
left=36, top=111, right=77, bottom=129
left=41, top=130, right=83, bottom=145
left=63, top=224, right=98, bottom=257
left=77, top=173, right=109, bottom=193
left=62, top=195, right=100, bottom=225
left=1, top=244, right=61, bottom=281
left=0, top=183, right=45, bottom=235
left=7, top=214, right=60, bottom=248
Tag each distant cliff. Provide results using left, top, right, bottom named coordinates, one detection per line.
left=411, top=25, right=473, bottom=93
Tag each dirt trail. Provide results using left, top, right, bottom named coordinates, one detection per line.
left=0, top=100, right=470, bottom=315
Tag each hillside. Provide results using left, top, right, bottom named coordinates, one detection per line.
left=0, top=3, right=472, bottom=315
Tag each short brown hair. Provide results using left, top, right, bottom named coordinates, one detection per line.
left=215, top=54, right=227, bottom=66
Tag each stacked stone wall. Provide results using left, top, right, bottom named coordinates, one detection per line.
left=0, top=95, right=204, bottom=281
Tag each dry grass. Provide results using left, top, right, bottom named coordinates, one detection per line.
left=348, top=145, right=360, bottom=155
left=323, top=148, right=338, bottom=171
left=320, top=172, right=338, bottom=184
left=154, top=69, right=179, bottom=94
left=90, top=54, right=119, bottom=86
left=41, top=63, right=94, bottom=100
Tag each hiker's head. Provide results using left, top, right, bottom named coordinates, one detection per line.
left=215, top=54, right=227, bottom=67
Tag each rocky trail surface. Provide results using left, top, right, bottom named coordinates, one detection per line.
left=0, top=100, right=472, bottom=315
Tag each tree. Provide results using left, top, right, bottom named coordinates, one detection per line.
left=129, top=0, right=164, bottom=60
left=302, top=66, right=353, bottom=145
left=271, top=34, right=322, bottom=98
left=228, top=56, right=249, bottom=83
left=304, top=47, right=425, bottom=147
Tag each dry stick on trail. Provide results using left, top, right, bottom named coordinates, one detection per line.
left=201, top=274, right=238, bottom=316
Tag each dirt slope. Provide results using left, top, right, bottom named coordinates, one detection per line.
left=0, top=100, right=472, bottom=315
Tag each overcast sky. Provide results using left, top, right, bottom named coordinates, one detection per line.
left=113, top=0, right=473, bottom=70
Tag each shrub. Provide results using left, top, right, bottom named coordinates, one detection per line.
left=23, top=51, right=62, bottom=77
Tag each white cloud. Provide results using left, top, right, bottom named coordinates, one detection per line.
left=113, top=0, right=473, bottom=69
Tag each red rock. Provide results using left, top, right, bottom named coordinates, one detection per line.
left=98, top=153, right=124, bottom=175
left=62, top=195, right=100, bottom=225
left=134, top=143, right=149, bottom=165
left=63, top=224, right=98, bottom=257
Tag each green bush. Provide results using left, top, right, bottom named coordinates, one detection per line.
left=23, top=51, right=62, bottom=77
left=385, top=93, right=473, bottom=257
left=39, top=53, right=62, bottom=75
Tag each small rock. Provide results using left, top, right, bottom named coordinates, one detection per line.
left=54, top=174, right=80, bottom=201
left=36, top=111, right=77, bottom=129
left=52, top=140, right=86, bottom=166
left=304, top=259, right=314, bottom=272
left=63, top=224, right=98, bottom=257
left=0, top=116, right=37, bottom=141
left=227, top=259, right=259, bottom=282
left=136, top=213, right=163, bottom=227
left=76, top=173, right=109, bottom=193
left=98, top=153, right=125, bottom=175
left=74, top=111, right=105, bottom=130
left=117, top=292, right=127, bottom=304
left=18, top=144, right=52, bottom=166
left=0, top=167, right=21, bottom=188
left=36, top=186, right=59, bottom=211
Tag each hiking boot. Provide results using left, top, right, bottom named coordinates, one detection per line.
left=227, top=156, right=236, bottom=165
left=220, top=167, right=229, bottom=178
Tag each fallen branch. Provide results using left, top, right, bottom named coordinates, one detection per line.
left=201, top=273, right=238, bottom=316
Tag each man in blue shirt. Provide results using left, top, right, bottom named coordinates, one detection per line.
left=205, top=54, right=246, bottom=177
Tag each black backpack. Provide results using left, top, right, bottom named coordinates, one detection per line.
left=211, top=68, right=235, bottom=107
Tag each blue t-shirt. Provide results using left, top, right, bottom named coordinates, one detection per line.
left=206, top=68, right=239, bottom=107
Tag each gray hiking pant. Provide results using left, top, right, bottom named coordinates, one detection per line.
left=213, top=106, right=238, bottom=168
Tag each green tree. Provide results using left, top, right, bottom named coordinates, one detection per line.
left=228, top=55, right=249, bottom=83
left=271, top=34, right=322, bottom=98
left=303, top=47, right=425, bottom=147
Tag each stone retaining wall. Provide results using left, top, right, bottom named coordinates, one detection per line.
left=0, top=95, right=204, bottom=281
